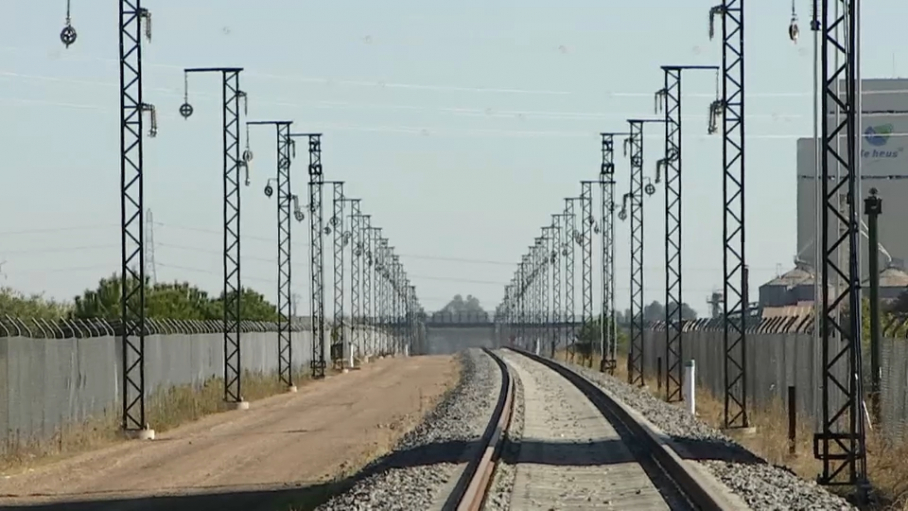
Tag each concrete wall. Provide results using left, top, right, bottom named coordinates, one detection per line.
left=0, top=325, right=394, bottom=453
left=423, top=325, right=499, bottom=355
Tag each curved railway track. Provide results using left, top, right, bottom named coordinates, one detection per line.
left=444, top=347, right=740, bottom=511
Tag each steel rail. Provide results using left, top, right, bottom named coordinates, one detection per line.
left=443, top=348, right=514, bottom=511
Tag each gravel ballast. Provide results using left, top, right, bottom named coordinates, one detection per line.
left=316, top=349, right=501, bottom=511
left=554, top=357, right=855, bottom=511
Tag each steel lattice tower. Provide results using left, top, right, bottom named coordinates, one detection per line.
left=540, top=231, right=548, bottom=353
left=563, top=200, right=576, bottom=360
left=550, top=215, right=562, bottom=358
left=390, top=256, right=399, bottom=352
left=599, top=133, right=624, bottom=374
left=410, top=284, right=418, bottom=352
left=373, top=236, right=383, bottom=352
left=396, top=258, right=403, bottom=352
left=380, top=242, right=390, bottom=352
left=363, top=221, right=376, bottom=353
left=119, top=0, right=153, bottom=435
left=518, top=257, right=527, bottom=346
left=711, top=0, right=750, bottom=430
left=376, top=238, right=388, bottom=352
left=248, top=121, right=295, bottom=390
left=275, top=124, right=294, bottom=389
left=542, top=229, right=553, bottom=356
left=531, top=236, right=545, bottom=353
left=814, top=0, right=867, bottom=489
left=305, top=134, right=327, bottom=379
left=656, top=65, right=718, bottom=403
left=580, top=183, right=594, bottom=366
left=184, top=68, right=249, bottom=401
left=326, top=181, right=346, bottom=368
left=389, top=250, right=398, bottom=352
left=396, top=262, right=402, bottom=351
left=623, top=119, right=663, bottom=387
left=349, top=201, right=363, bottom=362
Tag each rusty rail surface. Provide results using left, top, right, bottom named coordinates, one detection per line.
left=444, top=348, right=514, bottom=511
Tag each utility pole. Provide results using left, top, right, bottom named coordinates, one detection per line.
left=813, top=0, right=867, bottom=492
left=303, top=134, right=327, bottom=379
left=563, top=199, right=577, bottom=361
left=350, top=201, right=364, bottom=366
left=390, top=254, right=401, bottom=353
left=323, top=181, right=346, bottom=369
left=373, top=232, right=386, bottom=353
left=375, top=237, right=389, bottom=353
left=654, top=64, right=719, bottom=403
left=865, top=188, right=882, bottom=425
left=539, top=231, right=552, bottom=356
left=518, top=256, right=527, bottom=348
left=599, top=133, right=626, bottom=375
left=550, top=214, right=562, bottom=358
left=619, top=119, right=661, bottom=387
left=182, top=67, right=253, bottom=403
left=364, top=221, right=378, bottom=354
left=119, top=0, right=156, bottom=439
left=248, top=121, right=302, bottom=393
left=709, top=0, right=751, bottom=432
left=580, top=182, right=596, bottom=367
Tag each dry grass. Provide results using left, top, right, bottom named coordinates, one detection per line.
left=0, top=368, right=314, bottom=474
left=553, top=349, right=908, bottom=510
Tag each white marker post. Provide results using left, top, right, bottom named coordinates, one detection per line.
left=683, top=359, right=696, bottom=415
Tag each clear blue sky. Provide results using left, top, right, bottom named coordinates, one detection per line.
left=1, top=1, right=906, bottom=314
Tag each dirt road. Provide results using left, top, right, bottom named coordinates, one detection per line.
left=0, top=355, right=459, bottom=511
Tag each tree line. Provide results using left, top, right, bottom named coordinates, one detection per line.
left=0, top=273, right=279, bottom=322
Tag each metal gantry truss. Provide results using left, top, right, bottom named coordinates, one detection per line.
left=539, top=225, right=558, bottom=355
left=364, top=222, right=377, bottom=353
left=599, top=133, right=624, bottom=375
left=536, top=235, right=548, bottom=353
left=305, top=134, right=327, bottom=379
left=326, top=181, right=346, bottom=368
left=247, top=121, right=296, bottom=390
left=349, top=201, right=363, bottom=363
left=517, top=257, right=527, bottom=346
left=182, top=67, right=248, bottom=402
left=563, top=199, right=577, bottom=359
left=119, top=0, right=154, bottom=435
left=549, top=215, right=562, bottom=358
left=710, top=0, right=750, bottom=431
left=621, top=119, right=662, bottom=387
left=814, top=0, right=867, bottom=489
left=580, top=182, right=595, bottom=367
left=655, top=65, right=718, bottom=403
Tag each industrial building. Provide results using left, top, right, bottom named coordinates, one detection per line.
left=760, top=78, right=908, bottom=312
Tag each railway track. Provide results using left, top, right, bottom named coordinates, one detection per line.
left=444, top=347, right=741, bottom=511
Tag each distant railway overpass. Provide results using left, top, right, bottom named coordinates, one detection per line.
left=416, top=312, right=582, bottom=355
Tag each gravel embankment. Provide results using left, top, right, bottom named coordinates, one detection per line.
left=316, top=349, right=501, bottom=511
left=556, top=359, right=855, bottom=511
left=482, top=360, right=525, bottom=511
